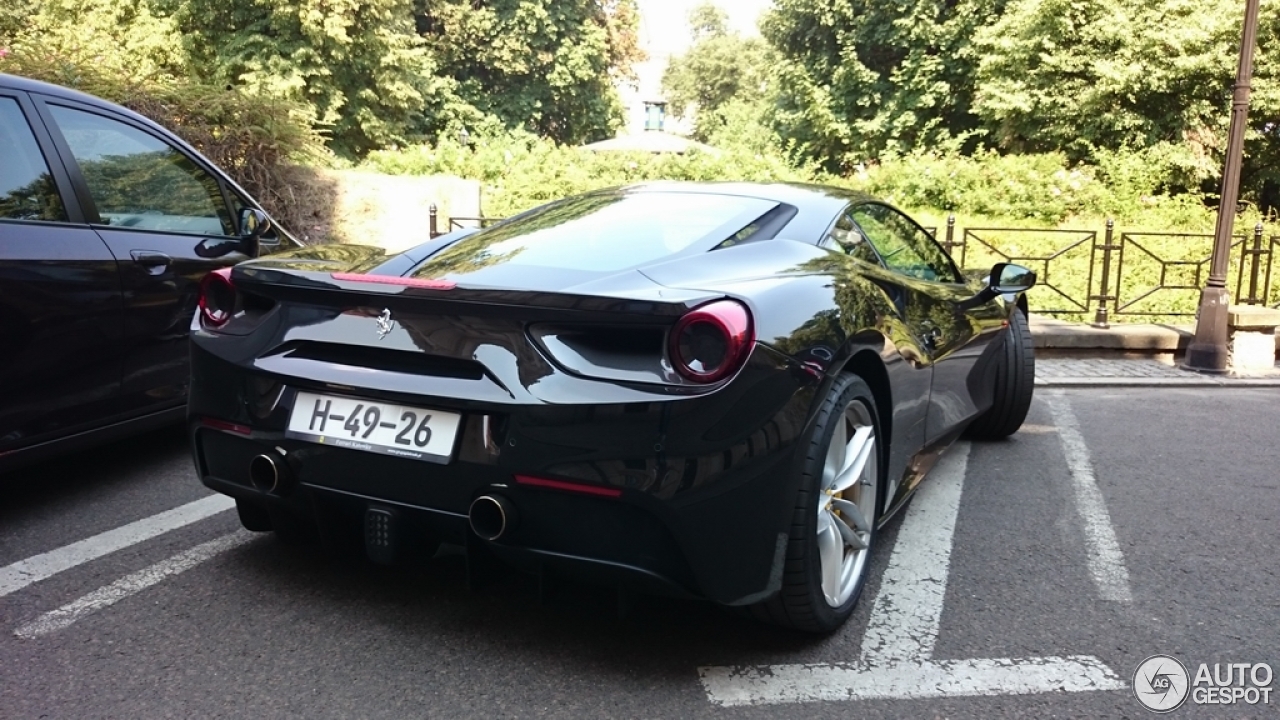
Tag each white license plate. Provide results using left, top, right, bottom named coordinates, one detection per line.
left=286, top=391, right=462, bottom=464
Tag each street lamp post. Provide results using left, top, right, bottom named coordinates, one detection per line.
left=1184, top=0, right=1263, bottom=372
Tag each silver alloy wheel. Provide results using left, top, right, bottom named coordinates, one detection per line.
left=816, top=398, right=878, bottom=607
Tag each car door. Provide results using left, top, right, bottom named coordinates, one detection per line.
left=821, top=210, right=933, bottom=506
left=847, top=202, right=1006, bottom=444
left=0, top=91, right=126, bottom=453
left=34, top=97, right=247, bottom=408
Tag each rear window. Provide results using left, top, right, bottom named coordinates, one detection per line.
left=414, top=191, right=778, bottom=277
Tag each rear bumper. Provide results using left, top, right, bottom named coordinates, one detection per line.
left=188, top=342, right=820, bottom=605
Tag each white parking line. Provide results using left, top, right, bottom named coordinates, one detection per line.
left=698, top=442, right=1126, bottom=706
left=699, top=656, right=1125, bottom=705
left=1044, top=392, right=1134, bottom=604
left=14, top=532, right=253, bottom=639
left=0, top=494, right=235, bottom=598
left=859, top=442, right=968, bottom=664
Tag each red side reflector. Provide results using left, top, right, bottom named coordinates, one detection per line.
left=331, top=273, right=456, bottom=290
left=514, top=474, right=622, bottom=498
left=200, top=418, right=252, bottom=435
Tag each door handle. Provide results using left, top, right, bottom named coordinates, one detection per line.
left=130, top=250, right=172, bottom=274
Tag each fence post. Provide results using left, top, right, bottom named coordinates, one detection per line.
left=1245, top=222, right=1264, bottom=304
left=943, top=214, right=963, bottom=264
left=1092, top=219, right=1116, bottom=328
left=429, top=203, right=439, bottom=239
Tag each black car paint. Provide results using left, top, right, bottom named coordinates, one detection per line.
left=0, top=73, right=279, bottom=470
left=188, top=182, right=1019, bottom=606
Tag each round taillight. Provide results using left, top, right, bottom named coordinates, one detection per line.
left=669, top=300, right=754, bottom=383
left=198, top=267, right=237, bottom=328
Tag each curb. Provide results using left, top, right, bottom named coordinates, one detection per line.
left=1035, top=377, right=1280, bottom=388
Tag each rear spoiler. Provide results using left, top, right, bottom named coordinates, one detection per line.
left=231, top=265, right=718, bottom=322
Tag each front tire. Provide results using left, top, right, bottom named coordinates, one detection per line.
left=749, top=374, right=882, bottom=633
left=966, top=308, right=1034, bottom=440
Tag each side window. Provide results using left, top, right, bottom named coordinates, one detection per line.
left=825, top=212, right=881, bottom=265
left=47, top=105, right=234, bottom=236
left=0, top=98, right=68, bottom=222
left=849, top=203, right=959, bottom=282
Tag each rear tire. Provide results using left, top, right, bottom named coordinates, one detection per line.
left=966, top=308, right=1034, bottom=440
left=747, top=374, right=882, bottom=633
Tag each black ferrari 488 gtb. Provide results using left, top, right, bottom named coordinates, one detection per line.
left=188, top=182, right=1036, bottom=632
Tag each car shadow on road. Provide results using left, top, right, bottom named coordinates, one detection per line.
left=213, top=527, right=882, bottom=681
left=0, top=423, right=189, bottom=518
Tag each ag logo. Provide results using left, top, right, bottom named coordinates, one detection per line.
left=1134, top=655, right=1190, bottom=713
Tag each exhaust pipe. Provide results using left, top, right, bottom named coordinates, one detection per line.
left=249, top=453, right=289, bottom=494
left=469, top=495, right=516, bottom=542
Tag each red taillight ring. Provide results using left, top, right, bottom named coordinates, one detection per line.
left=198, top=267, right=235, bottom=328
left=669, top=299, right=754, bottom=384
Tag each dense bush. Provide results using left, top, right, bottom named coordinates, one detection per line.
left=845, top=150, right=1221, bottom=229
left=369, top=130, right=1226, bottom=232
left=364, top=130, right=810, bottom=217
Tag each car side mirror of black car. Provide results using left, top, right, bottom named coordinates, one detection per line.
left=990, top=262, right=1036, bottom=294
left=195, top=208, right=274, bottom=259
left=246, top=208, right=283, bottom=251
left=238, top=207, right=274, bottom=256
left=957, top=262, right=1037, bottom=310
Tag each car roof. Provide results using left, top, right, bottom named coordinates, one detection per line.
left=621, top=181, right=876, bottom=215
left=0, top=72, right=176, bottom=137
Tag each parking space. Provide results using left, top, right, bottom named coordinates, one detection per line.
left=1, top=388, right=1276, bottom=718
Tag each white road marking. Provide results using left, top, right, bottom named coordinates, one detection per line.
left=0, top=494, right=234, bottom=598
left=699, top=656, right=1124, bottom=706
left=1045, top=392, right=1134, bottom=604
left=699, top=441, right=1126, bottom=706
left=859, top=443, right=969, bottom=664
left=14, top=532, right=253, bottom=640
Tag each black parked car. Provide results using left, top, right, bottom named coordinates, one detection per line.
left=0, top=73, right=289, bottom=471
left=188, top=182, right=1036, bottom=632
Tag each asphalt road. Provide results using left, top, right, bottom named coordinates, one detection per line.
left=2, top=388, right=1277, bottom=719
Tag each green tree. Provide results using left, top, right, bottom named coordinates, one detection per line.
left=0, top=0, right=36, bottom=45
left=416, top=0, right=645, bottom=145
left=761, top=0, right=1006, bottom=170
left=661, top=2, right=775, bottom=141
left=974, top=0, right=1236, bottom=160
left=688, top=2, right=728, bottom=39
left=972, top=0, right=1280, bottom=202
left=5, top=0, right=187, bottom=80
left=170, top=0, right=456, bottom=157
left=1246, top=5, right=1280, bottom=208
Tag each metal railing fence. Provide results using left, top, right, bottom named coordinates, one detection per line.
left=929, top=218, right=1274, bottom=326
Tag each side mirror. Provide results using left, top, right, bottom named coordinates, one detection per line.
left=990, top=262, right=1036, bottom=294
left=238, top=207, right=273, bottom=256
left=194, top=208, right=274, bottom=259
left=956, top=262, right=1036, bottom=310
